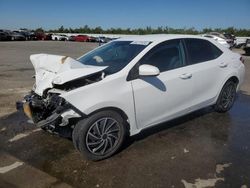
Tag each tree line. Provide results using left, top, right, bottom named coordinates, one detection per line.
left=35, top=25, right=250, bottom=36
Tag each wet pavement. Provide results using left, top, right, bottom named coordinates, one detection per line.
left=0, top=42, right=249, bottom=188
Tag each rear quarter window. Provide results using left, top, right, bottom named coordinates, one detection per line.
left=184, top=38, right=223, bottom=64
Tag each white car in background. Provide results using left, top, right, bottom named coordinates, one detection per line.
left=235, top=37, right=250, bottom=48
left=18, top=35, right=245, bottom=160
left=51, top=34, right=69, bottom=41
left=201, top=34, right=230, bottom=48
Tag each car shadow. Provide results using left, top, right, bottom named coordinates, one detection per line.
left=121, top=91, right=250, bottom=152
left=121, top=106, right=214, bottom=151
left=140, top=76, right=166, bottom=91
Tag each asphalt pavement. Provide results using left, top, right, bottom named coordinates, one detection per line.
left=0, top=41, right=249, bottom=188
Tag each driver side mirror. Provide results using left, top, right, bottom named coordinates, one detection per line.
left=139, top=64, right=160, bottom=77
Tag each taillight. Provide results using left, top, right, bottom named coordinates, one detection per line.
left=240, top=56, right=245, bottom=64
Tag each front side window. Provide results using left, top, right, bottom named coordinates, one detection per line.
left=139, top=39, right=185, bottom=72
left=184, top=38, right=223, bottom=64
left=78, top=41, right=150, bottom=74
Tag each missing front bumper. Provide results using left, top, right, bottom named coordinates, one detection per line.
left=16, top=101, right=33, bottom=119
left=16, top=99, right=81, bottom=129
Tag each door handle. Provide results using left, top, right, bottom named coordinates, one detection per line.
left=219, top=62, right=228, bottom=68
left=179, top=73, right=192, bottom=79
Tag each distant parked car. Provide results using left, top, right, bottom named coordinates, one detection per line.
left=244, top=39, right=250, bottom=54
left=17, top=30, right=36, bottom=40
left=223, top=33, right=236, bottom=47
left=51, top=34, right=69, bottom=41
left=35, top=32, right=46, bottom=40
left=96, top=36, right=112, bottom=43
left=87, top=36, right=97, bottom=42
left=208, top=32, right=235, bottom=47
left=10, top=31, right=26, bottom=41
left=74, top=35, right=89, bottom=42
left=202, top=34, right=230, bottom=48
left=44, top=33, right=52, bottom=40
left=51, top=34, right=59, bottom=40
left=12, top=31, right=28, bottom=40
left=0, top=32, right=8, bottom=41
left=235, top=37, right=248, bottom=48
left=68, top=35, right=76, bottom=41
left=0, top=31, right=11, bottom=41
left=59, top=35, right=69, bottom=41
left=29, top=33, right=37, bottom=40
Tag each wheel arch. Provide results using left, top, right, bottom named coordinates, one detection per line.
left=87, top=106, right=131, bottom=132
left=215, top=74, right=240, bottom=103
left=220, top=74, right=239, bottom=90
left=227, top=76, right=239, bottom=85
left=214, top=75, right=239, bottom=112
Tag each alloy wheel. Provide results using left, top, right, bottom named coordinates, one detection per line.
left=85, top=117, right=120, bottom=156
left=221, top=83, right=236, bottom=109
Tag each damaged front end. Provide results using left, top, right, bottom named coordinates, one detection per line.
left=17, top=91, right=81, bottom=135
left=17, top=53, right=106, bottom=136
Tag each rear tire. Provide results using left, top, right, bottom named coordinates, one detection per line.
left=214, top=80, right=237, bottom=113
left=72, top=110, right=127, bottom=161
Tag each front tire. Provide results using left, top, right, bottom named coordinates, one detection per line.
left=214, top=80, right=237, bottom=113
left=72, top=110, right=127, bottom=161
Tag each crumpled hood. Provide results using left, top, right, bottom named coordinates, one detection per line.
left=30, top=54, right=107, bottom=96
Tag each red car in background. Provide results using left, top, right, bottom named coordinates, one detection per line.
left=87, top=36, right=96, bottom=42
left=34, top=32, right=52, bottom=40
left=74, top=35, right=89, bottom=42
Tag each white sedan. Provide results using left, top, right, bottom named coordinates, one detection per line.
left=51, top=34, right=69, bottom=41
left=18, top=34, right=245, bottom=160
left=201, top=34, right=231, bottom=48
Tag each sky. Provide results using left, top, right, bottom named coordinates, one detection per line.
left=0, top=0, right=250, bottom=31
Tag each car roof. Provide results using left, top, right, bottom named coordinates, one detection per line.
left=116, top=34, right=208, bottom=43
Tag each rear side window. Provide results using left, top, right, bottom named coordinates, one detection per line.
left=139, top=39, right=185, bottom=72
left=184, top=38, right=223, bottom=64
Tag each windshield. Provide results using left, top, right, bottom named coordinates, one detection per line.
left=78, top=41, right=150, bottom=74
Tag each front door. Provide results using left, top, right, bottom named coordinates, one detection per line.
left=131, top=39, right=194, bottom=129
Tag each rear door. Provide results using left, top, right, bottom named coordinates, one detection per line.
left=183, top=38, right=224, bottom=110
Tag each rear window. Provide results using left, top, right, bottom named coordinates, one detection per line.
left=184, top=38, right=223, bottom=64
